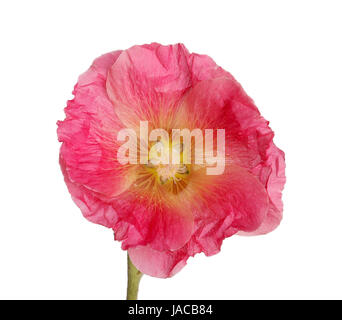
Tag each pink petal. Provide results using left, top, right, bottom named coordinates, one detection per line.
left=187, top=52, right=232, bottom=83
left=127, top=161, right=269, bottom=278
left=241, top=142, right=286, bottom=235
left=57, top=51, right=131, bottom=199
left=223, top=165, right=269, bottom=232
left=182, top=76, right=284, bottom=236
left=106, top=43, right=192, bottom=127
left=111, top=191, right=194, bottom=251
left=60, top=155, right=119, bottom=228
left=128, top=245, right=189, bottom=278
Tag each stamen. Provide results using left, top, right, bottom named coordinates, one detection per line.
left=177, top=164, right=188, bottom=174
left=145, top=161, right=156, bottom=168
left=139, top=139, right=190, bottom=195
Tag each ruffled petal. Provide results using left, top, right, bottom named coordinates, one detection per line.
left=127, top=162, right=269, bottom=278
left=241, top=142, right=286, bottom=235
left=111, top=191, right=194, bottom=251
left=106, top=43, right=192, bottom=127
left=223, top=165, right=269, bottom=232
left=57, top=51, right=131, bottom=199
left=187, top=52, right=232, bottom=83
left=186, top=165, right=268, bottom=253
left=60, top=155, right=118, bottom=228
left=128, top=245, right=189, bottom=278
left=182, top=76, right=283, bottom=237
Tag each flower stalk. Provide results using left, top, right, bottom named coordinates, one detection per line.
left=126, top=253, right=143, bottom=300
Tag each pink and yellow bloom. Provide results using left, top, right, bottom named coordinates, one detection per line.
left=57, top=43, right=286, bottom=278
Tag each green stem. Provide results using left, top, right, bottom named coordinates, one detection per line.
left=126, top=253, right=143, bottom=300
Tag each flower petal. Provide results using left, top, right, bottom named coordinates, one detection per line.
left=106, top=43, right=192, bottom=127
left=58, top=51, right=131, bottom=199
left=111, top=191, right=194, bottom=251
left=128, top=245, right=188, bottom=278
left=60, top=155, right=119, bottom=228
left=241, top=142, right=286, bottom=235
left=188, top=52, right=231, bottom=83
left=182, top=76, right=284, bottom=237
left=190, top=164, right=269, bottom=236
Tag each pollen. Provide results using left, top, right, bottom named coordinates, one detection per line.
left=138, top=140, right=191, bottom=195
left=157, top=163, right=189, bottom=184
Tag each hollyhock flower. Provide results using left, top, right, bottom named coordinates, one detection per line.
left=57, top=43, right=285, bottom=281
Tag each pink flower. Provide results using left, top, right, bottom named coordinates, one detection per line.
left=57, top=43, right=286, bottom=278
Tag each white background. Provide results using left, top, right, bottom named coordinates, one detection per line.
left=1, top=0, right=341, bottom=300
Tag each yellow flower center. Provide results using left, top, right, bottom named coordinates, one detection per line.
left=144, top=140, right=190, bottom=194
